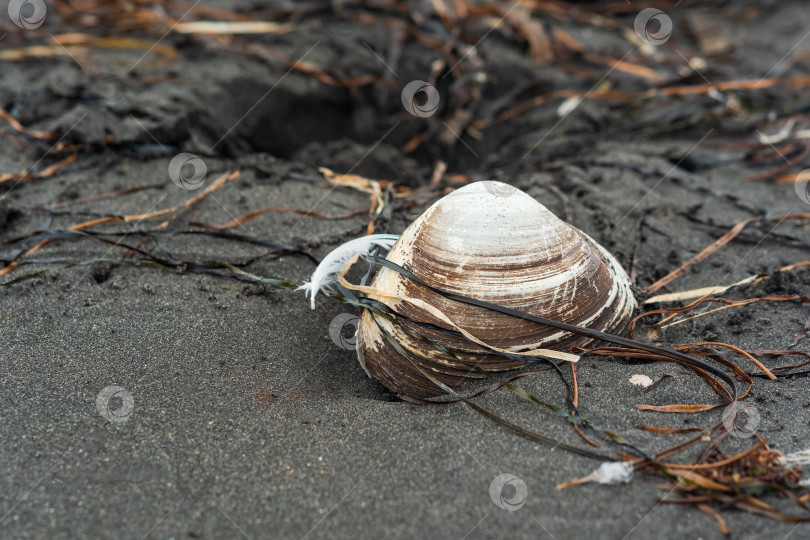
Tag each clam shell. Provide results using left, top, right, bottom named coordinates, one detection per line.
left=357, top=181, right=636, bottom=398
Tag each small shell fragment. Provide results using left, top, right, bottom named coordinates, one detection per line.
left=629, top=374, right=654, bottom=388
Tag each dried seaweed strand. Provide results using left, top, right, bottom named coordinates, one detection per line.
left=0, top=171, right=239, bottom=277
left=647, top=212, right=810, bottom=294
left=0, top=153, right=78, bottom=184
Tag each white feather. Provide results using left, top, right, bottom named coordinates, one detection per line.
left=592, top=461, right=634, bottom=485
left=779, top=449, right=810, bottom=466
left=298, top=234, right=400, bottom=309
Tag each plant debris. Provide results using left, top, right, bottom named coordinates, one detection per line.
left=3, top=0, right=810, bottom=535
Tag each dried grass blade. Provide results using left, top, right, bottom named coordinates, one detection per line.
left=173, top=21, right=292, bottom=34
left=646, top=217, right=761, bottom=294
left=644, top=275, right=761, bottom=304
left=696, top=503, right=731, bottom=535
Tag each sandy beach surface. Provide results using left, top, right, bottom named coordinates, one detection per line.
left=2, top=1, right=810, bottom=538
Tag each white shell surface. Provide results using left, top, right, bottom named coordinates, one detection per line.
left=357, top=181, right=637, bottom=397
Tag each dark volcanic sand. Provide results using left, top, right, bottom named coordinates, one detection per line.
left=1, top=1, right=810, bottom=538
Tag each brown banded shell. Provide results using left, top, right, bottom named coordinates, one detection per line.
left=356, top=181, right=636, bottom=398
